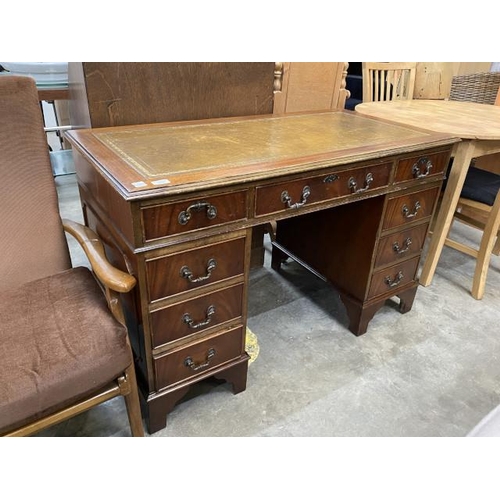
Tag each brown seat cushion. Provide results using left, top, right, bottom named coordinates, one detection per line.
left=0, top=267, right=132, bottom=434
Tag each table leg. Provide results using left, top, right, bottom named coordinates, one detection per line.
left=419, top=140, right=476, bottom=286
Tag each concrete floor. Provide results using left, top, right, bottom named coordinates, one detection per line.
left=40, top=173, right=500, bottom=437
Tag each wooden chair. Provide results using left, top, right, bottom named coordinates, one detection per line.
left=0, top=75, right=144, bottom=436
left=362, top=62, right=416, bottom=102
left=442, top=72, right=500, bottom=299
left=443, top=168, right=500, bottom=299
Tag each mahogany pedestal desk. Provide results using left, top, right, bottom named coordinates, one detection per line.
left=66, top=111, right=457, bottom=433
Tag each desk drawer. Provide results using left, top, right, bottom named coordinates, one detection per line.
left=150, top=283, right=244, bottom=348
left=368, top=256, right=420, bottom=299
left=382, top=186, right=439, bottom=231
left=395, top=151, right=449, bottom=184
left=146, top=236, right=246, bottom=301
left=154, top=325, right=245, bottom=389
left=255, top=162, right=392, bottom=216
left=141, top=190, right=247, bottom=242
left=375, top=223, right=429, bottom=268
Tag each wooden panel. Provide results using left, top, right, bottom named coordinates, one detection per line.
left=74, top=150, right=136, bottom=247
left=150, top=283, right=244, bottom=348
left=255, top=162, right=392, bottom=216
left=383, top=187, right=439, bottom=231
left=414, top=63, right=458, bottom=99
left=394, top=150, right=449, bottom=184
left=414, top=62, right=493, bottom=100
left=474, top=153, right=500, bottom=174
left=69, top=62, right=275, bottom=128
left=146, top=236, right=246, bottom=301
left=457, top=62, right=494, bottom=75
left=375, top=223, right=429, bottom=268
left=274, top=196, right=385, bottom=300
left=368, top=256, right=420, bottom=299
left=141, top=190, right=248, bottom=242
left=154, top=325, right=245, bottom=389
left=273, top=62, right=349, bottom=114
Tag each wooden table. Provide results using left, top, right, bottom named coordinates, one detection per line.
left=356, top=99, right=500, bottom=287
left=66, top=111, right=457, bottom=433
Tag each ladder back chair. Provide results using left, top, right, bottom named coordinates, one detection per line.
left=362, top=62, right=416, bottom=102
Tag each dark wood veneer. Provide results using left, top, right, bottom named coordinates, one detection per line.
left=255, top=162, right=392, bottom=216
left=141, top=190, right=248, bottom=242
left=146, top=237, right=246, bottom=302
left=150, top=283, right=244, bottom=348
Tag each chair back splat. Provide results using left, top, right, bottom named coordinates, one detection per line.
left=362, top=62, right=416, bottom=103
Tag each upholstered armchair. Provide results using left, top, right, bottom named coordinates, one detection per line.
left=0, top=75, right=144, bottom=436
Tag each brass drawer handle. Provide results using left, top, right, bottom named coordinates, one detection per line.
left=323, top=174, right=339, bottom=183
left=385, top=271, right=404, bottom=288
left=184, top=348, right=216, bottom=371
left=348, top=172, right=373, bottom=194
left=402, top=201, right=421, bottom=219
left=183, top=305, right=216, bottom=330
left=393, top=237, right=412, bottom=254
left=180, top=258, right=217, bottom=283
left=281, top=185, right=311, bottom=209
left=178, top=201, right=217, bottom=225
left=412, top=157, right=433, bottom=178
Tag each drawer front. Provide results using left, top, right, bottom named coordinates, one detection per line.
left=154, top=325, right=245, bottom=389
left=368, top=256, right=420, bottom=299
left=375, top=223, right=429, bottom=268
left=146, top=237, right=246, bottom=301
left=150, top=284, right=244, bottom=348
left=255, top=162, right=392, bottom=216
left=382, top=186, right=439, bottom=231
left=141, top=190, right=247, bottom=241
left=395, top=151, right=449, bottom=183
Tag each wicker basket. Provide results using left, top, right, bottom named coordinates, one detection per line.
left=449, top=72, right=500, bottom=104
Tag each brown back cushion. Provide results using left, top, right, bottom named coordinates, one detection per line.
left=0, top=76, right=71, bottom=291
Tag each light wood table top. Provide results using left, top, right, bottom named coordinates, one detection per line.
left=356, top=99, right=500, bottom=288
left=356, top=100, right=500, bottom=140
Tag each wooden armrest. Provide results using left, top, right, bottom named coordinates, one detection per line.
left=62, top=219, right=136, bottom=293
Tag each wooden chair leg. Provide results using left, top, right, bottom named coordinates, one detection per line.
left=121, top=364, right=145, bottom=437
left=492, top=231, right=500, bottom=255
left=471, top=193, right=500, bottom=300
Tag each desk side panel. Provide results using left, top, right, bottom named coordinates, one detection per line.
left=73, top=150, right=136, bottom=249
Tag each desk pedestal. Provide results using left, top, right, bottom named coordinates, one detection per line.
left=271, top=189, right=435, bottom=335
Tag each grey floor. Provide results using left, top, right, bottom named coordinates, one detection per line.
left=39, top=173, right=500, bottom=438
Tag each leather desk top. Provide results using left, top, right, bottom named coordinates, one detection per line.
left=66, top=111, right=457, bottom=199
